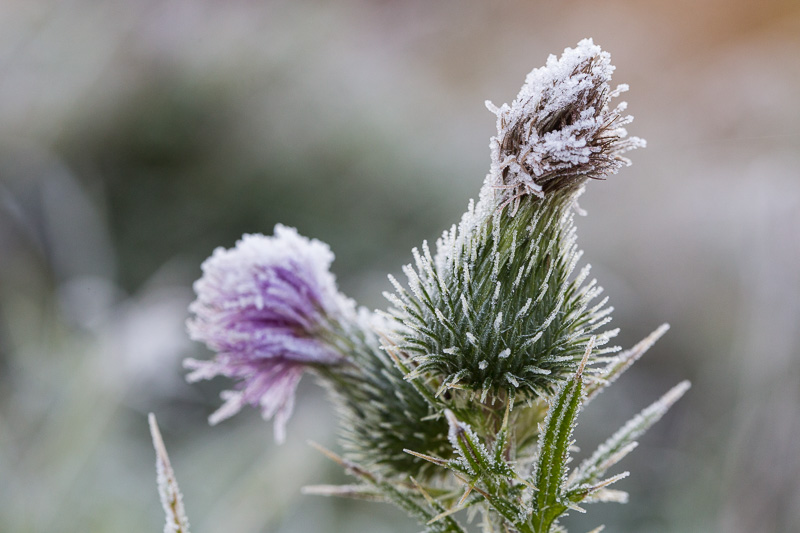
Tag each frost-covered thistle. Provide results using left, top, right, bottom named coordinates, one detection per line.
left=388, top=39, right=643, bottom=407
left=156, top=39, right=689, bottom=533
left=184, top=224, right=351, bottom=442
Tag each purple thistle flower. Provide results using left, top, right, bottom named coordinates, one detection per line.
left=184, top=224, right=349, bottom=443
left=486, top=38, right=645, bottom=213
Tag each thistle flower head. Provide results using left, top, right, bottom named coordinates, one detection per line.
left=184, top=225, right=349, bottom=442
left=487, top=38, right=645, bottom=212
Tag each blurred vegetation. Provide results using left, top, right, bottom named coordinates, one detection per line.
left=1, top=1, right=799, bottom=532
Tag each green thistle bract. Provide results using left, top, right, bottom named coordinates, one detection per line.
left=387, top=188, right=618, bottom=404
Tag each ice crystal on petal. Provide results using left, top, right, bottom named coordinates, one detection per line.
left=185, top=225, right=348, bottom=442
left=487, top=38, right=645, bottom=212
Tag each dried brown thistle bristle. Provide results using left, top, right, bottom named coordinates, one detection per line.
left=486, top=39, right=645, bottom=214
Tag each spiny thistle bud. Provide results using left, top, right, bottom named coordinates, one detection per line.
left=319, top=313, right=452, bottom=480
left=184, top=225, right=351, bottom=443
left=388, top=40, right=643, bottom=407
left=486, top=38, right=645, bottom=213
left=389, top=197, right=618, bottom=406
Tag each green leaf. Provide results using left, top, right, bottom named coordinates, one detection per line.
left=490, top=426, right=514, bottom=478
left=531, top=338, right=594, bottom=531
left=445, top=409, right=495, bottom=476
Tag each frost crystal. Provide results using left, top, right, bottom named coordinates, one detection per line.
left=487, top=38, right=645, bottom=213
left=184, top=225, right=349, bottom=442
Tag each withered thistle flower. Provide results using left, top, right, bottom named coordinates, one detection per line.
left=184, top=225, right=350, bottom=443
left=486, top=38, right=645, bottom=213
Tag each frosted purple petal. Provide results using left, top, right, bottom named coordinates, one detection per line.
left=185, top=224, right=347, bottom=442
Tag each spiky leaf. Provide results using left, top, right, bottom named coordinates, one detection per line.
left=531, top=340, right=594, bottom=531
left=149, top=414, right=191, bottom=533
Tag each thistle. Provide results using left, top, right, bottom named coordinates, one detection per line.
left=155, top=39, right=689, bottom=533
left=388, top=38, right=642, bottom=408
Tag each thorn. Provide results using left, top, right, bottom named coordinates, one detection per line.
left=308, top=441, right=376, bottom=482
left=308, top=440, right=344, bottom=465
left=148, top=413, right=190, bottom=533
left=453, top=473, right=491, bottom=500
left=382, top=343, right=402, bottom=366
left=404, top=368, right=424, bottom=381
left=590, top=471, right=630, bottom=492
left=577, top=336, right=596, bottom=379
left=502, top=400, right=511, bottom=431
left=458, top=483, right=474, bottom=506
left=514, top=473, right=535, bottom=490
left=409, top=476, right=436, bottom=506
left=565, top=500, right=587, bottom=513
left=444, top=409, right=462, bottom=430
left=428, top=504, right=466, bottom=524
left=403, top=449, right=448, bottom=466
left=300, top=484, right=385, bottom=502
left=615, top=323, right=669, bottom=368
left=662, top=380, right=692, bottom=407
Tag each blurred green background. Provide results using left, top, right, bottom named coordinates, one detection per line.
left=1, top=1, right=799, bottom=532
